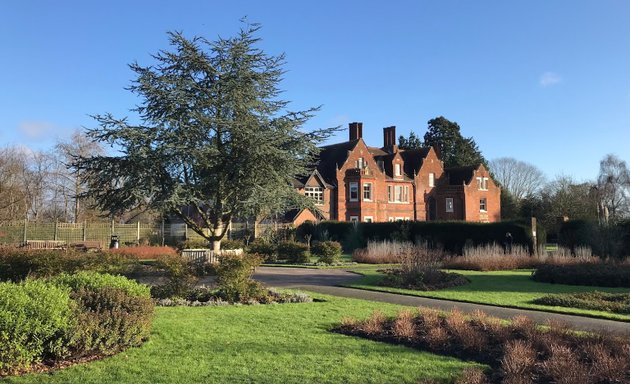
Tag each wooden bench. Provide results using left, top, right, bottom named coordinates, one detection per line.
left=24, top=240, right=66, bottom=250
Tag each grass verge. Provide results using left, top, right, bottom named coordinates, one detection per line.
left=6, top=293, right=479, bottom=384
left=346, top=268, right=630, bottom=321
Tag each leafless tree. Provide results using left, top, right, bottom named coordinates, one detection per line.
left=489, top=157, right=546, bottom=200
left=55, top=130, right=104, bottom=222
left=595, top=154, right=630, bottom=223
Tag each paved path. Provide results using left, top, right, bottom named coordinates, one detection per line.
left=253, top=267, right=630, bottom=335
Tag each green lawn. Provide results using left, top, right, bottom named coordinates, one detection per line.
left=7, top=294, right=479, bottom=384
left=347, top=268, right=630, bottom=321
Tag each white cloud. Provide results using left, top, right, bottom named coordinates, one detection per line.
left=18, top=121, right=57, bottom=140
left=539, top=72, right=562, bottom=87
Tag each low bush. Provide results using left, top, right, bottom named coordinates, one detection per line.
left=149, top=254, right=199, bottom=299
left=0, top=249, right=138, bottom=282
left=215, top=253, right=265, bottom=302
left=277, top=241, right=310, bottom=263
left=0, top=273, right=153, bottom=376
left=220, top=239, right=245, bottom=250
left=109, top=245, right=177, bottom=260
left=380, top=268, right=469, bottom=291
left=52, top=271, right=151, bottom=298
left=311, top=240, right=342, bottom=264
left=177, top=239, right=209, bottom=250
left=533, top=291, right=630, bottom=314
left=0, top=280, right=74, bottom=375
left=247, top=239, right=277, bottom=262
left=376, top=242, right=468, bottom=290
left=532, top=263, right=630, bottom=288
left=69, top=286, right=153, bottom=357
left=335, top=308, right=630, bottom=384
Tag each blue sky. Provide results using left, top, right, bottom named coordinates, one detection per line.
left=1, top=1, right=629, bottom=182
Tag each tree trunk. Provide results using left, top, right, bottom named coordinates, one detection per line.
left=212, top=239, right=221, bottom=253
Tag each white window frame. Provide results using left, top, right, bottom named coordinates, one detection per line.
left=363, top=183, right=373, bottom=201
left=446, top=197, right=454, bottom=213
left=349, top=182, right=359, bottom=202
left=394, top=163, right=401, bottom=177
left=480, top=198, right=487, bottom=212
left=304, top=186, right=324, bottom=205
left=364, top=216, right=373, bottom=223
left=349, top=216, right=359, bottom=222
left=356, top=157, right=364, bottom=169
left=387, top=185, right=409, bottom=203
left=429, top=173, right=435, bottom=187
left=477, top=177, right=488, bottom=190
left=388, top=217, right=394, bottom=222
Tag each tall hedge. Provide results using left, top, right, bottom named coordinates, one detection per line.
left=296, top=220, right=533, bottom=254
left=558, top=219, right=630, bottom=259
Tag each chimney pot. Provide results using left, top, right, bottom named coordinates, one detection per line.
left=349, top=122, right=363, bottom=141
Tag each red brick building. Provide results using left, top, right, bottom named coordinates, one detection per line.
left=289, top=122, right=500, bottom=225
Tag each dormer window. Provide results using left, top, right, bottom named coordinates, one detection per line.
left=395, top=163, right=401, bottom=177
left=305, top=186, right=324, bottom=205
left=429, top=173, right=435, bottom=187
left=356, top=157, right=364, bottom=169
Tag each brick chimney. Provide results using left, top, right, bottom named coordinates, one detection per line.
left=383, top=126, right=397, bottom=151
left=349, top=122, right=363, bottom=141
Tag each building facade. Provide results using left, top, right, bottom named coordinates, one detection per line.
left=290, top=122, right=501, bottom=225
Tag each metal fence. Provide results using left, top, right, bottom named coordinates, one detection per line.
left=0, top=220, right=293, bottom=247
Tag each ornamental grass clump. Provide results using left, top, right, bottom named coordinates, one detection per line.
left=379, top=242, right=469, bottom=290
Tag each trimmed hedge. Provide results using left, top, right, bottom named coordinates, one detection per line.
left=558, top=219, right=630, bottom=259
left=533, top=291, right=630, bottom=314
left=277, top=241, right=310, bottom=263
left=297, top=220, right=533, bottom=254
left=532, top=263, right=630, bottom=288
left=0, top=249, right=138, bottom=282
left=311, top=241, right=342, bottom=264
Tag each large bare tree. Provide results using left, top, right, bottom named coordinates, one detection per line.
left=595, top=154, right=630, bottom=223
left=489, top=157, right=546, bottom=201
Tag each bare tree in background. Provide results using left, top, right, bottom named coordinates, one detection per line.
left=55, top=130, right=104, bottom=222
left=596, top=154, right=630, bottom=223
left=489, top=157, right=546, bottom=200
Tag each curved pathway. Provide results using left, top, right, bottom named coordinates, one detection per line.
left=253, top=267, right=630, bottom=335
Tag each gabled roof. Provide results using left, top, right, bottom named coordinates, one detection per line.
left=400, top=147, right=431, bottom=177
left=367, top=146, right=388, bottom=156
left=314, top=139, right=360, bottom=185
left=444, top=165, right=477, bottom=186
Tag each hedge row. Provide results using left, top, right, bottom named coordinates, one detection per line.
left=296, top=220, right=533, bottom=254
left=532, top=263, right=630, bottom=288
left=559, top=219, right=630, bottom=259
left=0, top=272, right=153, bottom=376
left=0, top=249, right=139, bottom=282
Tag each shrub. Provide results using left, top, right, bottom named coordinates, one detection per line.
left=150, top=254, right=199, bottom=299
left=215, top=253, right=264, bottom=302
left=177, top=239, right=210, bottom=250
left=311, top=240, right=342, bottom=264
left=220, top=239, right=245, bottom=250
left=51, top=271, right=151, bottom=298
left=533, top=291, right=630, bottom=314
left=69, top=286, right=153, bottom=357
left=532, top=263, right=630, bottom=288
left=247, top=239, right=277, bottom=262
left=0, top=249, right=139, bottom=282
left=334, top=308, right=630, bottom=384
left=108, top=245, right=177, bottom=260
left=377, top=242, right=469, bottom=290
left=0, top=280, right=74, bottom=375
left=277, top=241, right=310, bottom=263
